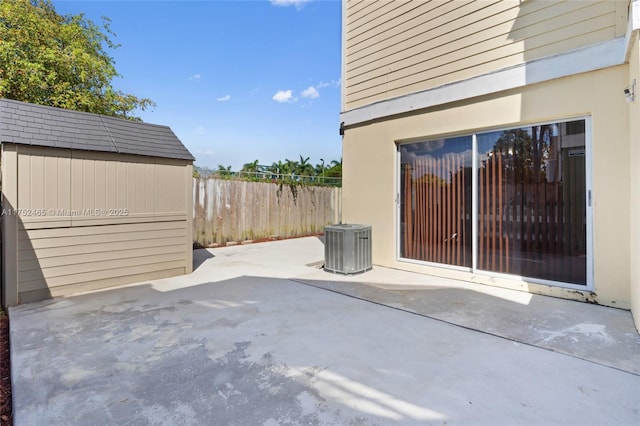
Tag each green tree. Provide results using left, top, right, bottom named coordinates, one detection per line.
left=0, top=0, right=154, bottom=119
left=284, top=158, right=299, bottom=180
left=215, top=164, right=232, bottom=178
left=325, top=159, right=342, bottom=178
left=268, top=160, right=287, bottom=180
left=296, top=155, right=314, bottom=182
left=241, top=159, right=263, bottom=181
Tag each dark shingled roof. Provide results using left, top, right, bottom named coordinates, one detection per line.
left=0, top=98, right=195, bottom=161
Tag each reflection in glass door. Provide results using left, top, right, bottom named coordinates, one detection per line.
left=399, top=136, right=473, bottom=268
left=399, top=119, right=589, bottom=286
left=477, top=121, right=587, bottom=285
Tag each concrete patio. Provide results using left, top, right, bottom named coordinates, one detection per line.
left=9, top=237, right=640, bottom=425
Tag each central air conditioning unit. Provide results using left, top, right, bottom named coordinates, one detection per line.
left=324, top=224, right=372, bottom=275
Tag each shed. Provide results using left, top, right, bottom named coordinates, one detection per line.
left=0, top=99, right=195, bottom=306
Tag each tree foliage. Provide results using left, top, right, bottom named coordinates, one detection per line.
left=196, top=156, right=342, bottom=187
left=0, top=0, right=154, bottom=120
left=493, top=127, right=550, bottom=182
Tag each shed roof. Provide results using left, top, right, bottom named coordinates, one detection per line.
left=0, top=99, right=195, bottom=161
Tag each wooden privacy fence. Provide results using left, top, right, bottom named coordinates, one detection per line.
left=193, top=178, right=342, bottom=246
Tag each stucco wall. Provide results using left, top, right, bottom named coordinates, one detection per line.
left=342, top=66, right=630, bottom=308
left=629, top=32, right=640, bottom=330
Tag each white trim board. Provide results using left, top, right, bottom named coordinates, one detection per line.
left=341, top=37, right=626, bottom=127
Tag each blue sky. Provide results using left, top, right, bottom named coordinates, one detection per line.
left=53, top=0, right=342, bottom=170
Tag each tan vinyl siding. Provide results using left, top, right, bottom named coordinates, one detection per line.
left=17, top=146, right=188, bottom=218
left=9, top=144, right=192, bottom=301
left=344, top=0, right=624, bottom=110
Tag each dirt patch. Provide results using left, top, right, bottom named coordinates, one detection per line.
left=0, top=308, right=11, bottom=425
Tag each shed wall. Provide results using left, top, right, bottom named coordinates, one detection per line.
left=344, top=0, right=627, bottom=110
left=3, top=144, right=193, bottom=304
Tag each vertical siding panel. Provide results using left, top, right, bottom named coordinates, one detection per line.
left=44, top=155, right=58, bottom=210
left=58, top=151, right=71, bottom=212
left=145, top=162, right=155, bottom=214
left=115, top=160, right=127, bottom=210
left=135, top=162, right=146, bottom=214
left=106, top=160, right=118, bottom=210
left=30, top=154, right=45, bottom=210
left=70, top=155, right=83, bottom=211
left=83, top=157, right=96, bottom=210
left=94, top=159, right=107, bottom=210
left=125, top=162, right=137, bottom=214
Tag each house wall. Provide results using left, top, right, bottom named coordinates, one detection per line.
left=342, top=65, right=631, bottom=308
left=629, top=31, right=640, bottom=330
left=344, top=0, right=628, bottom=110
left=2, top=144, right=193, bottom=304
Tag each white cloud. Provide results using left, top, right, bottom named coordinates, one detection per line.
left=270, top=0, right=310, bottom=9
left=272, top=90, right=294, bottom=103
left=301, top=86, right=319, bottom=99
left=188, top=74, right=201, bottom=81
left=316, top=79, right=340, bottom=88
left=216, top=95, right=231, bottom=102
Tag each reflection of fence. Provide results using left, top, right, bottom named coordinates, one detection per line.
left=403, top=148, right=586, bottom=284
left=193, top=178, right=342, bottom=246
left=402, top=156, right=471, bottom=267
left=479, top=149, right=586, bottom=284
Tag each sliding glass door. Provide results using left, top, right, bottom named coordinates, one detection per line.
left=399, top=136, right=473, bottom=268
left=399, top=119, right=589, bottom=286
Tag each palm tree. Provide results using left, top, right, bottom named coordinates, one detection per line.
left=241, top=159, right=261, bottom=181
left=297, top=155, right=314, bottom=182
left=215, top=164, right=232, bottom=178
left=326, top=159, right=342, bottom=178
left=284, top=158, right=299, bottom=181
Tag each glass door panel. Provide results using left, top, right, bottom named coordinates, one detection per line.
left=399, top=137, right=473, bottom=268
left=476, top=121, right=587, bottom=285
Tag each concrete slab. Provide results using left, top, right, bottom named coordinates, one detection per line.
left=294, top=265, right=640, bottom=375
left=9, top=237, right=640, bottom=425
